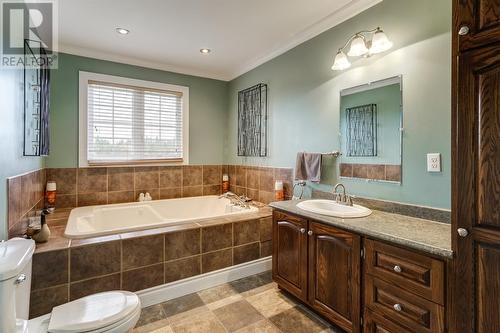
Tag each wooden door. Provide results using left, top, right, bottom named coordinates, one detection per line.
left=272, top=211, right=308, bottom=301
left=454, top=0, right=500, bottom=51
left=307, top=222, right=361, bottom=333
left=451, top=42, right=500, bottom=332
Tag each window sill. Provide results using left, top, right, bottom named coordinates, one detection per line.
left=86, top=158, right=185, bottom=168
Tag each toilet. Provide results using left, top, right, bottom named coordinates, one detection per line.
left=0, top=238, right=141, bottom=333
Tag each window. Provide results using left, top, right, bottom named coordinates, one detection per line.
left=79, top=72, right=189, bottom=166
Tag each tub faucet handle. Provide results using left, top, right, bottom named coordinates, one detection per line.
left=138, top=193, right=145, bottom=202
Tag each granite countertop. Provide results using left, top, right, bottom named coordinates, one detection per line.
left=270, top=200, right=453, bottom=259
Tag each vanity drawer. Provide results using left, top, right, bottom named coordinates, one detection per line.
left=365, top=276, right=445, bottom=333
left=364, top=239, right=445, bottom=304
left=363, top=309, right=415, bottom=333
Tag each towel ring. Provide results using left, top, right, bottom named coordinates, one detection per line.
left=292, top=181, right=306, bottom=199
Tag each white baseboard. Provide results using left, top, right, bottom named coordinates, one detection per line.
left=136, top=257, right=272, bottom=308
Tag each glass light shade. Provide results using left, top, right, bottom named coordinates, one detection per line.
left=331, top=50, right=351, bottom=70
left=347, top=35, right=368, bottom=56
left=370, top=29, right=393, bottom=54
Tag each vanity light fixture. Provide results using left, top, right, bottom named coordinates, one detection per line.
left=200, top=48, right=211, bottom=54
left=116, top=28, right=130, bottom=35
left=331, top=27, right=392, bottom=71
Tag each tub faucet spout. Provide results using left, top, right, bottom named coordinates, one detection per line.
left=220, top=191, right=249, bottom=208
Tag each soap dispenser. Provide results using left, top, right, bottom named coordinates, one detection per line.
left=32, top=210, right=51, bottom=243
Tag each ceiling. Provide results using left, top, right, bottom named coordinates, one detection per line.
left=58, top=0, right=381, bottom=81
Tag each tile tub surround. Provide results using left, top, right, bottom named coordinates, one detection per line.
left=132, top=272, right=340, bottom=333
left=44, top=165, right=225, bottom=210
left=5, top=164, right=291, bottom=239
left=7, top=169, right=46, bottom=238
left=39, top=165, right=293, bottom=213
left=227, top=165, right=293, bottom=203
left=29, top=211, right=273, bottom=318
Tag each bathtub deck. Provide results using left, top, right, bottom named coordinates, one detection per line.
left=34, top=203, right=272, bottom=254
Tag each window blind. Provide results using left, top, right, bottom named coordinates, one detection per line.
left=87, top=80, right=184, bottom=164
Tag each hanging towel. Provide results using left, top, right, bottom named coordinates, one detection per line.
left=295, top=152, right=322, bottom=182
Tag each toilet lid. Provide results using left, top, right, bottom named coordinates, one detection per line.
left=48, top=291, right=140, bottom=333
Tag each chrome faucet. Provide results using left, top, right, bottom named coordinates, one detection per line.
left=219, top=191, right=250, bottom=208
left=333, top=183, right=353, bottom=206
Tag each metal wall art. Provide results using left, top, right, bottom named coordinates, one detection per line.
left=237, top=83, right=268, bottom=157
left=346, top=103, right=377, bottom=156
left=24, top=39, right=50, bottom=156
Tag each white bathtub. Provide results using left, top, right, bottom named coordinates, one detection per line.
left=64, top=195, right=258, bottom=238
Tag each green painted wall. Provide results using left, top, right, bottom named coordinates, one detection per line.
left=1, top=0, right=452, bottom=239
left=226, top=0, right=452, bottom=209
left=340, top=83, right=401, bottom=165
left=46, top=53, right=228, bottom=167
left=0, top=69, right=45, bottom=239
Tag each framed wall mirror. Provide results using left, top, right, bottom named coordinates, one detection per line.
left=338, top=76, right=402, bottom=183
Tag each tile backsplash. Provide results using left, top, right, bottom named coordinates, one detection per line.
left=45, top=165, right=292, bottom=211
left=7, top=169, right=46, bottom=237
left=45, top=165, right=226, bottom=210
left=227, top=165, right=293, bottom=203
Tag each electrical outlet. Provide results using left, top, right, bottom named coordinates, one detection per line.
left=427, top=153, right=441, bottom=172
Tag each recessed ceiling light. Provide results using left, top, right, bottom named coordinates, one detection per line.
left=200, top=48, right=211, bottom=54
left=116, top=28, right=130, bottom=35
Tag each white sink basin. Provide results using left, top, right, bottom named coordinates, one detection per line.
left=296, top=199, right=372, bottom=218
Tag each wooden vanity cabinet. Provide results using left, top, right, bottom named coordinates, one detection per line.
left=273, top=210, right=448, bottom=333
left=272, top=211, right=361, bottom=333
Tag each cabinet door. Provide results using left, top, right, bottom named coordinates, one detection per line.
left=307, top=222, right=361, bottom=333
left=455, top=0, right=500, bottom=51
left=272, top=211, right=308, bottom=301
left=451, top=43, right=500, bottom=332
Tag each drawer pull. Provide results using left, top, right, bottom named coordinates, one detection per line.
left=393, top=265, right=402, bottom=273
left=393, top=303, right=402, bottom=312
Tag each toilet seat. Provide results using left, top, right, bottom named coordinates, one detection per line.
left=47, top=291, right=140, bottom=333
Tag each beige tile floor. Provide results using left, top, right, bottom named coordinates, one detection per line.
left=133, top=271, right=342, bottom=333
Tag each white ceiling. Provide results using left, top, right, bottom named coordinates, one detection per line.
left=58, top=0, right=381, bottom=81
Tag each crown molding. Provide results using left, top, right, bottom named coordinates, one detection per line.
left=58, top=43, right=231, bottom=81
left=58, top=0, right=381, bottom=82
left=227, top=0, right=382, bottom=80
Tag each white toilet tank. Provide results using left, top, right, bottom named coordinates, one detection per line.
left=0, top=238, right=36, bottom=333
